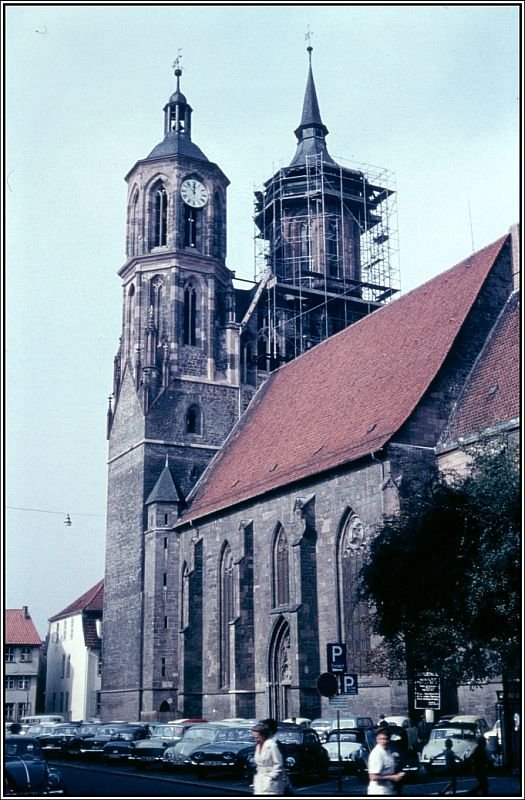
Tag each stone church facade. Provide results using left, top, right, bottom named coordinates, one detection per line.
left=101, top=55, right=519, bottom=724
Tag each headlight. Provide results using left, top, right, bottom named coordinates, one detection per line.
left=164, top=751, right=174, bottom=761
left=47, top=772, right=62, bottom=787
left=286, top=756, right=296, bottom=768
left=247, top=755, right=256, bottom=768
left=192, top=752, right=204, bottom=762
left=223, top=752, right=236, bottom=762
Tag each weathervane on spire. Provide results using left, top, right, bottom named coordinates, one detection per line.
left=173, top=49, right=183, bottom=76
left=305, top=25, right=313, bottom=63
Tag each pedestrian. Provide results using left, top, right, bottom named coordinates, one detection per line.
left=466, top=736, right=491, bottom=796
left=251, top=721, right=286, bottom=796
left=261, top=718, right=294, bottom=795
left=378, top=714, right=388, bottom=727
left=367, top=727, right=406, bottom=796
left=430, top=738, right=461, bottom=795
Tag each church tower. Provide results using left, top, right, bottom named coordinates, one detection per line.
left=102, top=64, right=242, bottom=721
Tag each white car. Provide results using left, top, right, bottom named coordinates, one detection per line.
left=322, top=727, right=372, bottom=772
left=449, top=715, right=489, bottom=736
left=282, top=717, right=311, bottom=729
left=420, top=722, right=480, bottom=773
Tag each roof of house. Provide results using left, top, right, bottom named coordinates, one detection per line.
left=440, top=290, right=520, bottom=443
left=49, top=579, right=104, bottom=623
left=5, top=609, right=43, bottom=645
left=179, top=234, right=509, bottom=525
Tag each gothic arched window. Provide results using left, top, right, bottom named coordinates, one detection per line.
left=213, top=192, right=223, bottom=259
left=150, top=275, right=164, bottom=332
left=180, top=562, right=189, bottom=630
left=183, top=283, right=197, bottom=346
left=300, top=220, right=311, bottom=272
left=219, top=543, right=235, bottom=688
left=151, top=183, right=167, bottom=248
left=186, top=405, right=202, bottom=435
left=336, top=511, right=370, bottom=673
left=273, top=525, right=290, bottom=608
left=125, top=284, right=135, bottom=361
left=128, top=191, right=139, bottom=256
left=327, top=219, right=339, bottom=277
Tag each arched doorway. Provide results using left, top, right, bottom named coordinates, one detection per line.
left=268, top=617, right=291, bottom=721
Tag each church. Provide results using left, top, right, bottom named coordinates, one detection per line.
left=100, top=50, right=519, bottom=725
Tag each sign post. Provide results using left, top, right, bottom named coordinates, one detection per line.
left=414, top=672, right=440, bottom=710
left=327, top=643, right=347, bottom=673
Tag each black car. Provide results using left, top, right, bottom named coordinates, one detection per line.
left=189, top=724, right=256, bottom=777
left=36, top=723, right=81, bottom=755
left=240, top=723, right=330, bottom=786
left=132, top=722, right=201, bottom=768
left=76, top=723, right=128, bottom=757
left=101, top=725, right=151, bottom=761
left=4, top=736, right=65, bottom=796
left=357, top=725, right=420, bottom=784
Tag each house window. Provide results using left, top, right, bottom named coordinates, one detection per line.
left=66, top=655, right=71, bottom=678
left=20, top=648, right=31, bottom=663
left=5, top=677, right=16, bottom=689
left=18, top=702, right=28, bottom=719
left=5, top=703, right=14, bottom=720
left=17, top=677, right=29, bottom=690
left=183, top=283, right=197, bottom=345
left=164, top=616, right=168, bottom=629
left=54, top=624, right=59, bottom=643
left=186, top=405, right=202, bottom=435
left=5, top=647, right=15, bottom=662
left=61, top=655, right=66, bottom=678
left=273, top=524, right=290, bottom=607
left=70, top=618, right=74, bottom=639
left=161, top=658, right=166, bottom=678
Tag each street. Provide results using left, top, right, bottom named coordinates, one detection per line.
left=49, top=757, right=521, bottom=798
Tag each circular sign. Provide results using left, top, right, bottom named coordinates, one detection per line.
left=316, top=672, right=339, bottom=697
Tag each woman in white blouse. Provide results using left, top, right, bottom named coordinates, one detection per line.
left=251, top=721, right=287, bottom=795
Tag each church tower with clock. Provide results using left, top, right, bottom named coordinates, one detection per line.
left=102, top=65, right=243, bottom=720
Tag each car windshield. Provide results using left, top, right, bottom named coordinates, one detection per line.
left=276, top=731, right=302, bottom=744
left=27, top=725, right=57, bottom=735
left=78, top=724, right=100, bottom=734
left=183, top=727, right=218, bottom=741
left=328, top=731, right=364, bottom=743
left=154, top=725, right=183, bottom=738
left=430, top=726, right=477, bottom=741
left=6, top=740, right=43, bottom=758
left=215, top=727, right=253, bottom=742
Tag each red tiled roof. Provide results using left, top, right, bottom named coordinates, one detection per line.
left=180, top=235, right=509, bottom=524
left=49, top=579, right=104, bottom=622
left=442, top=291, right=520, bottom=442
left=5, top=609, right=43, bottom=645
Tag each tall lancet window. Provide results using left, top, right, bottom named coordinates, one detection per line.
left=337, top=512, right=369, bottom=673
left=184, top=205, right=202, bottom=249
left=327, top=219, right=339, bottom=277
left=125, top=284, right=135, bottom=360
left=273, top=525, right=290, bottom=607
left=300, top=220, right=311, bottom=272
left=150, top=276, right=164, bottom=332
left=128, top=191, right=139, bottom=256
left=183, top=282, right=197, bottom=346
left=180, top=562, right=189, bottom=630
left=151, top=183, right=167, bottom=248
left=212, top=192, right=223, bottom=259
left=219, top=543, right=235, bottom=688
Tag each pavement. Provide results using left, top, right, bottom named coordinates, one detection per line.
left=286, top=771, right=522, bottom=798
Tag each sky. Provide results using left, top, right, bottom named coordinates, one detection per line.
left=4, top=2, right=521, bottom=639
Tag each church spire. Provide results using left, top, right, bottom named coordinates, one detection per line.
left=289, top=43, right=336, bottom=168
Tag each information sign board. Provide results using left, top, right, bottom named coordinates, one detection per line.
left=415, top=671, right=440, bottom=709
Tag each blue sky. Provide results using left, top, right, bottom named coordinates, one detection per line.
left=5, top=2, right=520, bottom=638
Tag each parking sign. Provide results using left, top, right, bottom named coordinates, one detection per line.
left=327, top=643, right=347, bottom=673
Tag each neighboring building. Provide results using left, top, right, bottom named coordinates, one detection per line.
left=5, top=607, right=43, bottom=721
left=101, top=50, right=519, bottom=724
left=45, top=580, right=103, bottom=721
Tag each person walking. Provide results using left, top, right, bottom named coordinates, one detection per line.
left=466, top=736, right=491, bottom=796
left=430, top=738, right=461, bottom=795
left=251, top=721, right=286, bottom=796
left=261, top=718, right=293, bottom=795
left=367, top=727, right=406, bottom=795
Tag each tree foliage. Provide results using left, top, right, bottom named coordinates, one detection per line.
left=358, top=442, right=520, bottom=685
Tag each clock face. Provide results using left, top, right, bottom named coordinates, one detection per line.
left=181, top=179, right=209, bottom=208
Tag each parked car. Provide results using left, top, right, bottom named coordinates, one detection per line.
left=310, top=718, right=333, bottom=742
left=240, top=723, right=330, bottom=785
left=383, top=716, right=419, bottom=748
left=77, top=723, right=129, bottom=756
left=329, top=716, right=375, bottom=732
left=357, top=725, right=420, bottom=783
left=163, top=723, right=229, bottom=769
left=132, top=722, right=204, bottom=767
left=4, top=735, right=65, bottom=796
left=449, top=715, right=489, bottom=736
left=36, top=723, right=81, bottom=754
left=323, top=727, right=373, bottom=772
left=101, top=725, right=151, bottom=761
left=189, top=724, right=256, bottom=776
left=420, top=721, right=481, bottom=774
left=60, top=721, right=102, bottom=756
